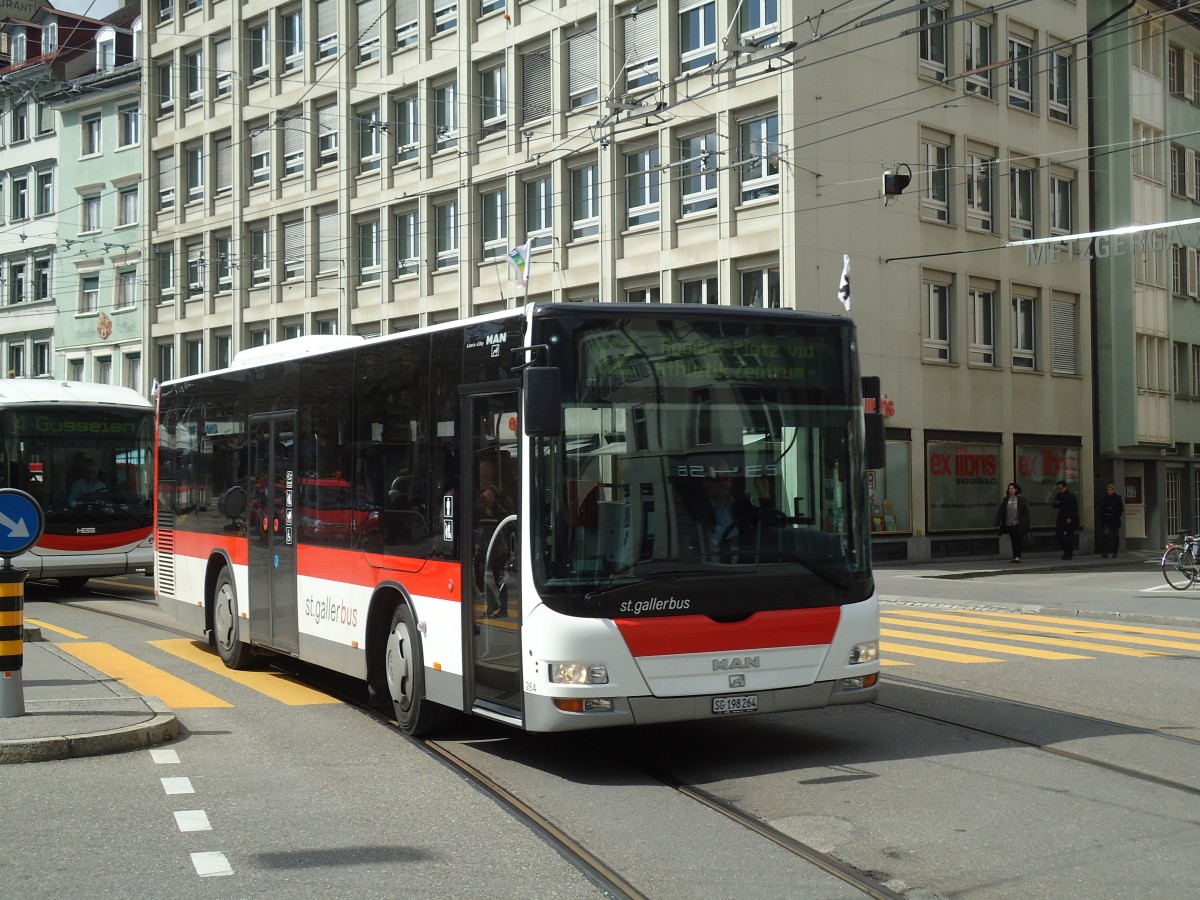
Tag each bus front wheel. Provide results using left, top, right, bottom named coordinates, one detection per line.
left=384, top=603, right=447, bottom=736
left=213, top=567, right=254, bottom=669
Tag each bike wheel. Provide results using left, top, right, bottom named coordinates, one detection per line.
left=1162, top=547, right=1195, bottom=590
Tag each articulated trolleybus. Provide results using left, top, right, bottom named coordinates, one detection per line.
left=0, top=379, right=154, bottom=588
left=155, top=304, right=884, bottom=734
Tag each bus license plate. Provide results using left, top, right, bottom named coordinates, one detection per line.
left=712, top=694, right=758, bottom=715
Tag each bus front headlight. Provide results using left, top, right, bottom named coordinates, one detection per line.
left=849, top=641, right=878, bottom=664
left=549, top=663, right=609, bottom=684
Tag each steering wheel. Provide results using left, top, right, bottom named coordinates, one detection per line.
left=719, top=507, right=791, bottom=544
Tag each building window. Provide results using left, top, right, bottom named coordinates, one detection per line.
left=1171, top=145, right=1187, bottom=196
left=679, top=0, right=716, bottom=72
left=10, top=103, right=28, bottom=142
left=1048, top=49, right=1071, bottom=123
left=394, top=93, right=419, bottom=161
left=33, top=342, right=50, bottom=378
left=568, top=29, right=599, bottom=108
left=966, top=153, right=995, bottom=231
left=680, top=131, right=717, bottom=215
left=248, top=20, right=270, bottom=83
left=186, top=241, right=204, bottom=296
left=157, top=152, right=175, bottom=210
left=97, top=356, right=113, bottom=386
left=681, top=276, right=718, bottom=304
left=394, top=0, right=417, bottom=49
left=357, top=103, right=382, bottom=173
left=522, top=47, right=551, bottom=121
left=394, top=208, right=419, bottom=275
left=158, top=343, right=176, bottom=383
left=434, top=0, right=457, bottom=34
left=317, top=102, right=339, bottom=167
left=282, top=116, right=304, bottom=176
left=215, top=334, right=232, bottom=370
left=317, top=0, right=338, bottom=58
left=157, top=62, right=174, bottom=115
left=1173, top=245, right=1187, bottom=296
left=1051, top=295, right=1077, bottom=375
left=1132, top=122, right=1164, bottom=182
left=738, top=114, right=780, bottom=202
left=185, top=49, right=204, bottom=105
left=357, top=216, right=381, bottom=282
left=965, top=20, right=992, bottom=97
left=481, top=187, right=508, bottom=259
left=186, top=145, right=204, bottom=201
left=80, top=274, right=100, bottom=313
left=434, top=82, right=458, bottom=151
left=570, top=165, right=599, bottom=238
left=1009, top=163, right=1033, bottom=239
left=626, top=147, right=660, bottom=227
left=283, top=218, right=305, bottom=280
left=7, top=263, right=26, bottom=304
left=11, top=177, right=28, bottom=221
left=525, top=174, right=553, bottom=248
left=158, top=0, right=174, bottom=23
left=1050, top=175, right=1072, bottom=235
left=157, top=245, right=176, bottom=301
left=740, top=266, right=779, bottom=308
left=117, top=269, right=137, bottom=309
left=1007, top=35, right=1033, bottom=110
left=82, top=195, right=101, bottom=232
left=215, top=135, right=233, bottom=195
left=924, top=280, right=951, bottom=361
left=282, top=8, right=303, bottom=71
left=969, top=287, right=995, bottom=366
left=1012, top=294, right=1036, bottom=369
left=43, top=23, right=58, bottom=53
left=8, top=345, right=24, bottom=379
left=69, top=358, right=84, bottom=380
left=1132, top=16, right=1163, bottom=77
left=626, top=286, right=660, bottom=303
left=919, top=3, right=948, bottom=80
left=739, top=0, right=779, bottom=45
left=118, top=103, right=140, bottom=147
left=249, top=121, right=271, bottom=185
left=33, top=258, right=51, bottom=301
left=249, top=225, right=270, bottom=286
left=119, top=186, right=138, bottom=226
left=215, top=233, right=233, bottom=291
left=623, top=2, right=658, bottom=91
left=480, top=63, right=507, bottom=137
left=317, top=207, right=339, bottom=274
left=435, top=200, right=458, bottom=269
left=215, top=37, right=233, bottom=96
left=35, top=170, right=53, bottom=217
left=357, top=0, right=381, bottom=63
left=480, top=0, right=503, bottom=14
left=82, top=113, right=102, bottom=156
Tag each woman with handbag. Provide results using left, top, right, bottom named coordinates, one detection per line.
left=994, top=482, right=1031, bottom=563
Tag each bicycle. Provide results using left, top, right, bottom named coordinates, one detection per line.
left=1161, top=532, right=1200, bottom=590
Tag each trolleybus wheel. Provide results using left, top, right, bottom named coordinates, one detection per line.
left=213, top=567, right=255, bottom=669
left=57, top=576, right=89, bottom=590
left=1162, top=547, right=1198, bottom=591
left=384, top=602, right=448, bottom=736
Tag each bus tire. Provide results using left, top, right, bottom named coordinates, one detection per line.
left=57, top=576, right=89, bottom=590
left=213, top=567, right=255, bottom=669
left=384, top=602, right=447, bottom=736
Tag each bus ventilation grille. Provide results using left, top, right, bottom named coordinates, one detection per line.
left=156, top=509, right=176, bottom=595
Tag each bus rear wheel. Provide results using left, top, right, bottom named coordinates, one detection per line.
left=213, top=567, right=255, bottom=669
left=384, top=603, right=448, bottom=736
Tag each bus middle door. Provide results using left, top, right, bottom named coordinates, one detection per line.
left=247, top=413, right=299, bottom=655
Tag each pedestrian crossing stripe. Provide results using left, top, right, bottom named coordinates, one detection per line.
left=879, top=641, right=1001, bottom=663
left=24, top=618, right=88, bottom=640
left=61, top=642, right=233, bottom=709
left=149, top=639, right=341, bottom=705
left=884, top=609, right=1188, bottom=655
left=881, top=627, right=1091, bottom=660
left=880, top=615, right=1169, bottom=658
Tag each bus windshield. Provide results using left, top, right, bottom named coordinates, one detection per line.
left=3, top=406, right=154, bottom=535
left=531, top=311, right=872, bottom=618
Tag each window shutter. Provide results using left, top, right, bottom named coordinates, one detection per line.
left=522, top=48, right=551, bottom=120
left=624, top=4, right=656, bottom=65
left=251, top=127, right=269, bottom=158
left=1190, top=249, right=1199, bottom=297
left=317, top=0, right=337, bottom=38
left=215, top=37, right=231, bottom=74
left=569, top=30, right=598, bottom=97
left=318, top=102, right=339, bottom=136
left=318, top=209, right=340, bottom=272
left=1051, top=298, right=1076, bottom=374
left=395, top=0, right=418, bottom=25
left=215, top=137, right=232, bottom=192
left=283, top=115, right=303, bottom=158
left=284, top=219, right=304, bottom=268
left=357, top=0, right=379, bottom=44
left=158, top=153, right=175, bottom=192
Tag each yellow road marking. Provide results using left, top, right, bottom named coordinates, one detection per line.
left=880, top=641, right=1001, bottom=663
left=880, top=627, right=1090, bottom=660
left=912, top=608, right=1200, bottom=640
left=880, top=659, right=913, bottom=667
left=881, top=614, right=1172, bottom=657
left=150, top=639, right=341, bottom=706
left=24, top=618, right=88, bottom=639
left=92, top=578, right=154, bottom=593
left=61, top=643, right=232, bottom=709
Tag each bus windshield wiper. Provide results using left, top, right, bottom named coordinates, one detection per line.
left=583, top=568, right=715, bottom=603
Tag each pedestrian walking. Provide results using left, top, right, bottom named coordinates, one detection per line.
left=1098, top=482, right=1124, bottom=558
left=993, top=482, right=1031, bottom=562
left=1052, top=479, right=1079, bottom=560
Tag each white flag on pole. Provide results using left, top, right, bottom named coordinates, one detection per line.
left=837, top=254, right=851, bottom=313
left=506, top=242, right=531, bottom=288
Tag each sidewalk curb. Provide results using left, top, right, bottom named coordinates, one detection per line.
left=0, top=698, right=180, bottom=765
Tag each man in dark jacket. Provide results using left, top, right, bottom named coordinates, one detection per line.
left=1098, top=482, right=1124, bottom=558
left=1052, top=480, right=1080, bottom=560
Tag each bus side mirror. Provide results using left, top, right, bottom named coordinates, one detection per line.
left=524, top=367, right=563, bottom=437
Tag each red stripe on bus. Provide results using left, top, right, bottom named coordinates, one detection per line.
left=168, top=530, right=249, bottom=566
left=39, top=528, right=152, bottom=552
left=615, top=607, right=842, bottom=657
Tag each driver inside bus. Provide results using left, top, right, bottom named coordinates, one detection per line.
left=694, top=458, right=773, bottom=548
left=69, top=460, right=107, bottom=507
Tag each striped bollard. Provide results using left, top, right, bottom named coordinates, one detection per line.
left=0, top=565, right=26, bottom=718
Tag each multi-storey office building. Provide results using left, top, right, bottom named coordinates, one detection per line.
left=1091, top=1, right=1200, bottom=549
left=145, top=0, right=1091, bottom=561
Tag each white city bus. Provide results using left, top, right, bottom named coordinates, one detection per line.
left=0, top=379, right=154, bottom=587
left=155, top=304, right=883, bottom=734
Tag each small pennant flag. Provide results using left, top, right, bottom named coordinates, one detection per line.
left=506, top=242, right=531, bottom=288
left=837, top=254, right=851, bottom=313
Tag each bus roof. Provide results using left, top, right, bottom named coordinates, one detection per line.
left=230, top=335, right=366, bottom=368
left=0, top=379, right=152, bottom=410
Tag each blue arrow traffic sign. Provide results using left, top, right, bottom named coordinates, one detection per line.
left=0, top=489, right=43, bottom=558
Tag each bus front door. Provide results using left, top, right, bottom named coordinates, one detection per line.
left=246, top=413, right=299, bottom=655
left=464, top=390, right=522, bottom=717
